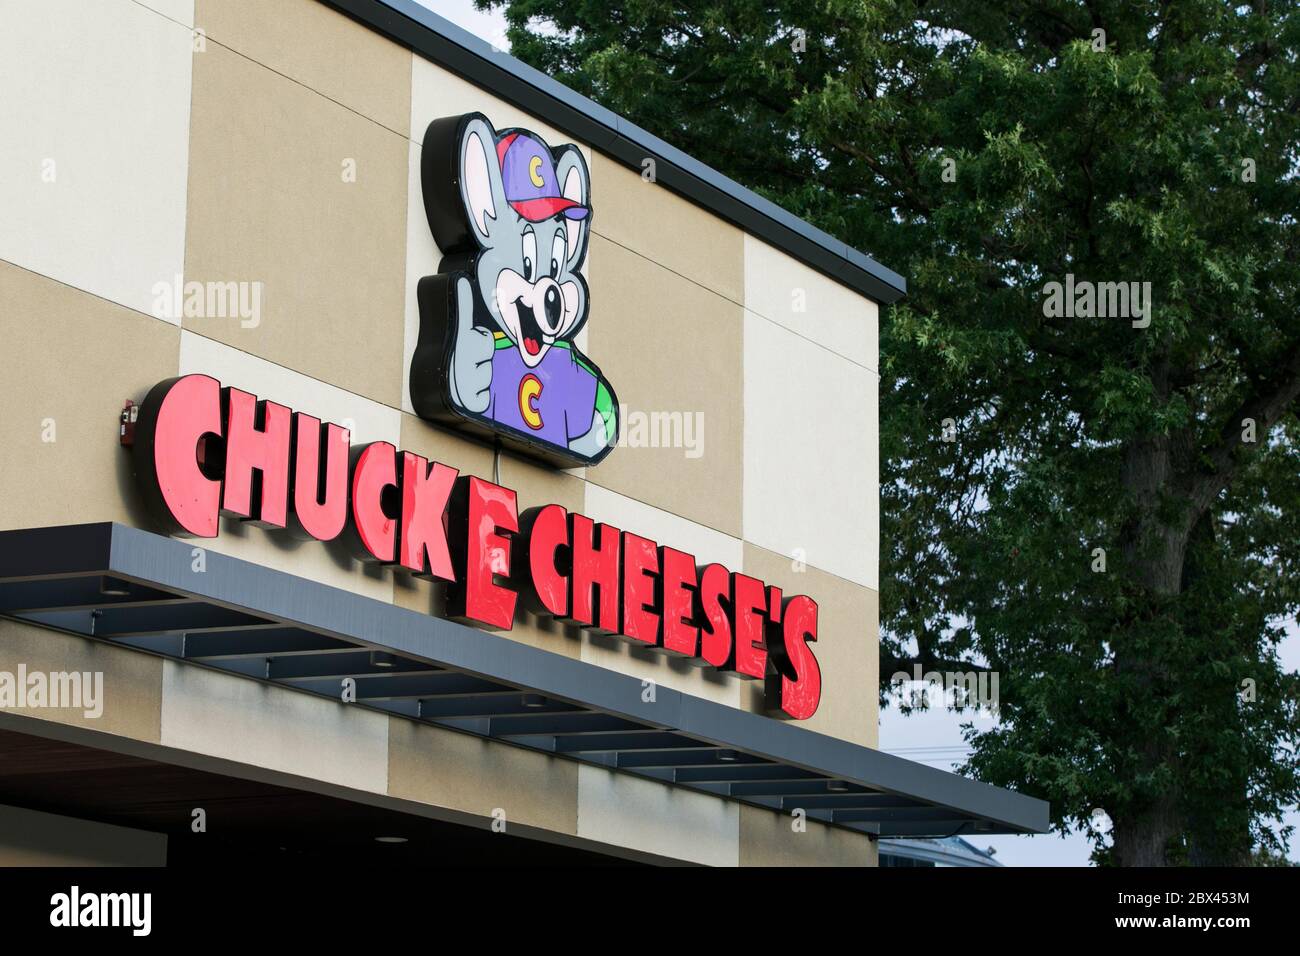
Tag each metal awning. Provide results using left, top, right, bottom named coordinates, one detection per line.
left=0, top=523, right=1048, bottom=838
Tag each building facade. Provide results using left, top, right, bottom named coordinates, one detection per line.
left=879, top=837, right=1003, bottom=867
left=0, top=0, right=1045, bottom=866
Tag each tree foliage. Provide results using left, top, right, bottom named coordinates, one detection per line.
left=483, top=0, right=1300, bottom=864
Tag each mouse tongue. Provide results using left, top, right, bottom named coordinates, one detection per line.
left=514, top=297, right=545, bottom=357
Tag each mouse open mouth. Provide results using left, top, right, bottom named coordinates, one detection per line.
left=513, top=298, right=545, bottom=357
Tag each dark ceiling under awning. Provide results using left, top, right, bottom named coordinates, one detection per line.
left=0, top=724, right=637, bottom=866
left=0, top=523, right=1048, bottom=840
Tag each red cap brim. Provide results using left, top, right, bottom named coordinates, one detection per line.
left=510, top=197, right=590, bottom=222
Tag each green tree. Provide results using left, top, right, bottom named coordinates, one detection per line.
left=483, top=0, right=1300, bottom=865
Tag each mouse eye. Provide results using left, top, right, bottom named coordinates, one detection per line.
left=550, top=232, right=565, bottom=278
left=521, top=230, right=537, bottom=281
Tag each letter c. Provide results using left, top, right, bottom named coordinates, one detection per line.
left=519, top=374, right=543, bottom=430
left=134, top=375, right=223, bottom=537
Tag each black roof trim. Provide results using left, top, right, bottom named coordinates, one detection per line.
left=321, top=0, right=907, bottom=305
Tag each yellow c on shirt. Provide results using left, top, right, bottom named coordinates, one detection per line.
left=519, top=373, right=544, bottom=429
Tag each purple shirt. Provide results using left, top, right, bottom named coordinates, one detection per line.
left=487, top=342, right=597, bottom=448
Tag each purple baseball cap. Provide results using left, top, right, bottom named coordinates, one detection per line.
left=496, top=132, right=589, bottom=222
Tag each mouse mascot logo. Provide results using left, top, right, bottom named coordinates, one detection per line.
left=411, top=113, right=618, bottom=467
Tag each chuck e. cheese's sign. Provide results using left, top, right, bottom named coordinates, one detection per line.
left=129, top=374, right=823, bottom=720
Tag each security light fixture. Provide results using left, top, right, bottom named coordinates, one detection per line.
left=99, top=576, right=130, bottom=597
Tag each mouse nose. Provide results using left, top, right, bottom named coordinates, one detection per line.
left=536, top=277, right=563, bottom=334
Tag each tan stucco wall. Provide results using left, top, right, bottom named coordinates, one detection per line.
left=0, top=803, right=167, bottom=867
left=738, top=804, right=878, bottom=867
left=0, top=0, right=882, bottom=865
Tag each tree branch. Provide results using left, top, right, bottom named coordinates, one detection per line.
left=1186, top=342, right=1300, bottom=514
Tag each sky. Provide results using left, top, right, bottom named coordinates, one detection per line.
left=422, top=0, right=508, bottom=46
left=415, top=0, right=1297, bottom=868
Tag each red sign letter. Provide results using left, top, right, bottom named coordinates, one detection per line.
left=697, top=563, right=733, bottom=668
left=399, top=452, right=457, bottom=580
left=766, top=595, right=822, bottom=720
left=660, top=547, right=699, bottom=657
left=520, top=504, right=570, bottom=617
left=448, top=476, right=518, bottom=629
left=135, top=375, right=223, bottom=538
left=568, top=514, right=620, bottom=634
left=222, top=387, right=291, bottom=528
left=730, top=573, right=769, bottom=680
left=291, top=414, right=350, bottom=541
left=620, top=532, right=660, bottom=646
left=348, top=442, right=398, bottom=563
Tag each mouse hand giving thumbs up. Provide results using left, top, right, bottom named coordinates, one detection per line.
left=449, top=275, right=495, bottom=414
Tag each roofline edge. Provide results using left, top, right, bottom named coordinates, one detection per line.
left=320, top=0, right=908, bottom=306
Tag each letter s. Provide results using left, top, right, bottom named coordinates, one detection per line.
left=766, top=595, right=822, bottom=720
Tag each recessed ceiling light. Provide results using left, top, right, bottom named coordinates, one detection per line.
left=99, top=576, right=131, bottom=597
left=374, top=836, right=408, bottom=844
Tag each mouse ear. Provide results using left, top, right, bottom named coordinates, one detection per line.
left=421, top=113, right=507, bottom=253
left=554, top=146, right=591, bottom=268
left=459, top=117, right=502, bottom=244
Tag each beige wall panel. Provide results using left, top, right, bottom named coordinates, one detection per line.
left=160, top=660, right=390, bottom=794
left=585, top=235, right=744, bottom=537
left=139, top=0, right=194, bottom=26
left=742, top=544, right=878, bottom=748
left=197, top=0, right=412, bottom=135
left=0, top=262, right=180, bottom=532
left=868, top=477, right=881, bottom=597
left=177, top=331, right=400, bottom=604
left=0, top=619, right=164, bottom=744
left=577, top=764, right=739, bottom=866
left=185, top=41, right=408, bottom=407
left=0, top=804, right=167, bottom=867
left=179, top=331, right=401, bottom=444
left=743, top=234, right=879, bottom=372
left=409, top=57, right=592, bottom=162
left=0, top=0, right=192, bottom=321
left=743, top=310, right=879, bottom=588
left=590, top=154, right=744, bottom=305
left=738, top=804, right=876, bottom=867
left=495, top=451, right=588, bottom=517
left=387, top=716, right=578, bottom=837
left=580, top=484, right=743, bottom=708
left=396, top=410, right=498, bottom=479
left=403, top=139, right=434, bottom=416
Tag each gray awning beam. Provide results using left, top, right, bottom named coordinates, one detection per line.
left=0, top=524, right=1050, bottom=839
